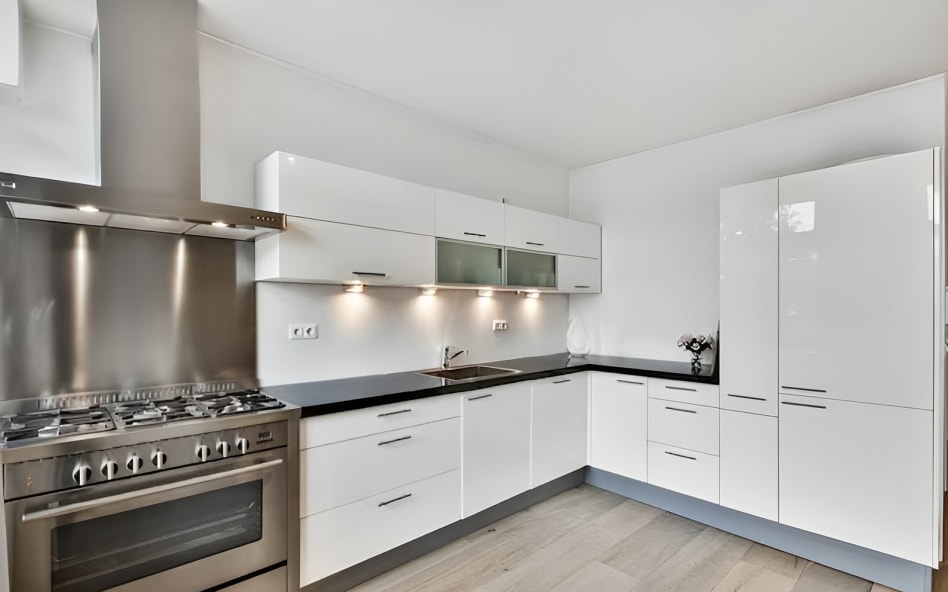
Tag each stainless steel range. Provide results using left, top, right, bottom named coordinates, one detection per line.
left=0, top=384, right=299, bottom=592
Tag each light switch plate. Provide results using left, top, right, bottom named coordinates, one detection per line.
left=288, top=323, right=318, bottom=340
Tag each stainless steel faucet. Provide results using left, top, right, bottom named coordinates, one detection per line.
left=443, top=346, right=467, bottom=369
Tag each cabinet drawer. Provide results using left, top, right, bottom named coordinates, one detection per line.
left=300, top=469, right=461, bottom=585
left=647, top=442, right=719, bottom=504
left=720, top=390, right=777, bottom=416
left=301, top=417, right=460, bottom=517
left=647, top=398, right=719, bottom=455
left=300, top=395, right=461, bottom=449
left=647, top=379, right=719, bottom=407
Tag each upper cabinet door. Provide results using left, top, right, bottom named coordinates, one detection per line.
left=557, top=255, right=601, bottom=293
left=435, top=190, right=504, bottom=245
left=778, top=150, right=935, bottom=410
left=504, top=205, right=559, bottom=252
left=719, top=179, right=778, bottom=416
left=558, top=219, right=601, bottom=258
left=255, top=152, right=436, bottom=236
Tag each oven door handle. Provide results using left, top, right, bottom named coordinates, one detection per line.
left=21, top=458, right=284, bottom=523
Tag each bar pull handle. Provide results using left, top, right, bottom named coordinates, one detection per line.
left=573, top=285, right=591, bottom=289
left=525, top=241, right=545, bottom=246
left=665, top=385, right=697, bottom=392
left=781, top=401, right=827, bottom=409
left=378, top=409, right=412, bottom=417
left=0, top=181, right=15, bottom=189
left=665, top=451, right=696, bottom=461
left=665, top=406, right=697, bottom=414
left=468, top=393, right=493, bottom=401
left=463, top=232, right=487, bottom=238
left=352, top=271, right=388, bottom=278
left=727, top=393, right=767, bottom=402
left=553, top=379, right=572, bottom=384
left=378, top=493, right=413, bottom=507
left=616, top=379, right=644, bottom=385
left=780, top=386, right=827, bottom=393
left=378, top=435, right=412, bottom=446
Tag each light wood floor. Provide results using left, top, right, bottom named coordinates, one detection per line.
left=352, top=484, right=899, bottom=592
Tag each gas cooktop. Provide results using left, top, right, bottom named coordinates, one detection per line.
left=0, top=389, right=285, bottom=445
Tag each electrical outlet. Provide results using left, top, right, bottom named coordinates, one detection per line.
left=288, top=323, right=318, bottom=340
left=492, top=319, right=509, bottom=332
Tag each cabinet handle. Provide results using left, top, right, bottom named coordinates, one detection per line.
left=0, top=181, right=14, bottom=189
left=665, top=406, right=697, bottom=414
left=352, top=271, right=388, bottom=278
left=468, top=393, right=493, bottom=401
left=780, top=386, right=826, bottom=393
left=378, top=493, right=413, bottom=507
left=781, top=401, right=827, bottom=409
left=377, top=409, right=412, bottom=417
left=665, top=385, right=697, bottom=392
left=378, top=435, right=412, bottom=446
left=525, top=241, right=545, bottom=246
left=553, top=379, right=572, bottom=384
left=573, top=285, right=591, bottom=289
left=664, top=451, right=696, bottom=461
left=727, top=393, right=767, bottom=401
left=616, top=379, right=644, bottom=385
left=463, top=231, right=487, bottom=238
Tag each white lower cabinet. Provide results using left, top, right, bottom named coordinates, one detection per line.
left=719, top=410, right=777, bottom=521
left=300, top=469, right=461, bottom=585
left=647, top=442, right=719, bottom=503
left=647, top=398, right=718, bottom=455
left=462, top=383, right=532, bottom=517
left=779, top=394, right=933, bottom=565
left=531, top=374, right=589, bottom=487
left=589, top=373, right=648, bottom=481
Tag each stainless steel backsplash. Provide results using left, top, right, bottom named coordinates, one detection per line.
left=0, top=218, right=256, bottom=400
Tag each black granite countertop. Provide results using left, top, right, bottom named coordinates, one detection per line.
left=265, top=353, right=717, bottom=418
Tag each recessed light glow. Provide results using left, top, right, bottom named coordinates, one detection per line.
left=77, top=205, right=99, bottom=213
left=477, top=289, right=494, bottom=298
left=344, top=283, right=365, bottom=293
left=211, top=221, right=229, bottom=228
left=420, top=287, right=438, bottom=296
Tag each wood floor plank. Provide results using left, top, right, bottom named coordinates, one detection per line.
left=548, top=560, right=637, bottom=592
left=629, top=527, right=754, bottom=592
left=740, top=543, right=808, bottom=581
left=710, top=560, right=797, bottom=592
left=598, top=511, right=707, bottom=586
left=868, top=584, right=899, bottom=592
left=790, top=562, right=872, bottom=592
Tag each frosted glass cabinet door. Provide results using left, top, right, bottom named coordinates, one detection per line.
left=778, top=150, right=935, bottom=410
left=436, top=239, right=503, bottom=286
left=506, top=249, right=556, bottom=288
left=719, top=179, right=778, bottom=416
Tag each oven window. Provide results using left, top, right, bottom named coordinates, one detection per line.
left=50, top=480, right=262, bottom=592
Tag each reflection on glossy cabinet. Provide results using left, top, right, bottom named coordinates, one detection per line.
left=719, top=410, right=777, bottom=521
left=531, top=374, right=588, bottom=487
left=778, top=150, right=935, bottom=409
left=435, top=189, right=504, bottom=244
left=557, top=255, right=601, bottom=293
left=462, top=383, right=532, bottom=517
left=589, top=374, right=647, bottom=481
left=719, top=179, right=777, bottom=416
left=504, top=204, right=558, bottom=252
left=778, top=394, right=933, bottom=566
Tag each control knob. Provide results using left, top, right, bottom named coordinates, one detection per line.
left=100, top=459, right=119, bottom=480
left=217, top=441, right=232, bottom=458
left=126, top=454, right=144, bottom=474
left=72, top=465, right=92, bottom=486
left=151, top=449, right=168, bottom=468
left=196, top=444, right=211, bottom=462
left=235, top=437, right=250, bottom=455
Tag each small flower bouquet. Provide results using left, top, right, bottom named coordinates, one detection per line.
left=677, top=333, right=715, bottom=371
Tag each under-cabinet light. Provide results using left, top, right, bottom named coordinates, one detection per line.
left=520, top=290, right=540, bottom=299
left=344, top=283, right=365, bottom=293
left=477, top=289, right=494, bottom=298
left=420, top=287, right=437, bottom=296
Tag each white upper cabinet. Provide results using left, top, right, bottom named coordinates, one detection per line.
left=256, top=216, right=436, bottom=286
left=558, top=218, right=601, bottom=258
left=255, top=151, right=436, bottom=235
left=719, top=179, right=778, bottom=416
left=778, top=150, right=935, bottom=410
left=557, top=254, right=601, bottom=293
left=435, top=189, right=504, bottom=244
left=504, top=205, right=559, bottom=252
left=0, top=0, right=21, bottom=95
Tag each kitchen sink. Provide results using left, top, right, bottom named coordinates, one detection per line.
left=417, top=365, right=520, bottom=382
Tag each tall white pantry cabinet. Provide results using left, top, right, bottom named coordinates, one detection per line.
left=719, top=149, right=943, bottom=567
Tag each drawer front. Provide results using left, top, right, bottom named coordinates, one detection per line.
left=301, top=417, right=460, bottom=517
left=300, top=394, right=461, bottom=449
left=647, top=378, right=719, bottom=407
left=720, top=390, right=777, bottom=416
left=647, top=398, right=719, bottom=455
left=647, top=442, right=719, bottom=503
left=300, top=469, right=461, bottom=585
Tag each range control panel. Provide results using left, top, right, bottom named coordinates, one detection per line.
left=4, top=420, right=288, bottom=500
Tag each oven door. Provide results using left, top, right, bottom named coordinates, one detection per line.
left=7, top=448, right=287, bottom=592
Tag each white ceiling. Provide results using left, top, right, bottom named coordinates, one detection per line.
left=197, top=0, right=948, bottom=168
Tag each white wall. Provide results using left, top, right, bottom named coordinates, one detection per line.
left=569, top=76, right=947, bottom=362
left=256, top=284, right=567, bottom=385
left=198, top=34, right=570, bottom=215
left=0, top=22, right=96, bottom=183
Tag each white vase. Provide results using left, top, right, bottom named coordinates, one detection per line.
left=566, top=318, right=590, bottom=357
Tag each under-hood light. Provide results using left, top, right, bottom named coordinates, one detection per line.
left=211, top=221, right=229, bottom=228
left=77, top=205, right=100, bottom=213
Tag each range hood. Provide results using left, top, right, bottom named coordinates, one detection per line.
left=0, top=0, right=286, bottom=240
